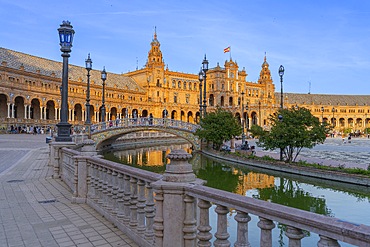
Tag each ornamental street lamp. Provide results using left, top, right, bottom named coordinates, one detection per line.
left=198, top=68, right=203, bottom=120
left=101, top=67, right=107, bottom=124
left=202, top=55, right=209, bottom=116
left=279, top=65, right=285, bottom=109
left=321, top=106, right=324, bottom=123
left=56, top=20, right=74, bottom=142
left=241, top=91, right=246, bottom=145
left=332, top=107, right=335, bottom=129
left=278, top=114, right=283, bottom=161
left=85, top=54, right=92, bottom=137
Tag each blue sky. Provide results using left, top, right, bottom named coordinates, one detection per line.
left=1, top=0, right=370, bottom=95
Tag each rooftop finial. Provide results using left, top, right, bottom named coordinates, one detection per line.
left=154, top=26, right=157, bottom=40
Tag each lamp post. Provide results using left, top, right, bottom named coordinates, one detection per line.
left=198, top=68, right=203, bottom=120
left=202, top=55, right=209, bottom=116
left=241, top=91, right=246, bottom=145
left=279, top=65, right=284, bottom=109
left=332, top=107, right=335, bottom=129
left=278, top=114, right=283, bottom=161
left=56, top=20, right=74, bottom=142
left=321, top=106, right=324, bottom=123
left=85, top=53, right=92, bottom=137
left=101, top=67, right=107, bottom=125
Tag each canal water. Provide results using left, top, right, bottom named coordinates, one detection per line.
left=103, top=140, right=370, bottom=247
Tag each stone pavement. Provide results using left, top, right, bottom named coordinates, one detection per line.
left=0, top=134, right=138, bottom=247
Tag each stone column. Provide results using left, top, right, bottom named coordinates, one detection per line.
left=152, top=149, right=202, bottom=247
left=7, top=103, right=10, bottom=118
left=44, top=106, right=47, bottom=120
left=24, top=105, right=27, bottom=119
left=40, top=106, right=43, bottom=119
left=55, top=108, right=58, bottom=120
left=11, top=103, right=14, bottom=118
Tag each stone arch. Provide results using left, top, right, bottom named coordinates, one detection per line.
left=14, top=96, right=25, bottom=119
left=0, top=94, right=7, bottom=118
left=229, top=97, right=233, bottom=106
left=163, top=109, right=169, bottom=118
left=187, top=111, right=194, bottom=123
left=46, top=100, right=56, bottom=120
left=251, top=111, right=258, bottom=126
left=74, top=104, right=83, bottom=122
left=220, top=96, right=224, bottom=107
left=110, top=107, right=117, bottom=120
left=31, top=98, right=41, bottom=119
left=181, top=111, right=185, bottom=121
left=171, top=110, right=177, bottom=120
left=142, top=109, right=148, bottom=118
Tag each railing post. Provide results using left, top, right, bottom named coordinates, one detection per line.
left=234, top=211, right=251, bottom=247
left=145, top=182, right=155, bottom=243
left=286, top=226, right=305, bottom=247
left=137, top=179, right=146, bottom=234
left=257, top=217, right=275, bottom=247
left=197, top=199, right=212, bottom=247
left=152, top=149, right=200, bottom=247
left=214, top=205, right=230, bottom=247
left=317, top=235, right=340, bottom=247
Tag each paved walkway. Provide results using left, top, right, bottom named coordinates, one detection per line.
left=0, top=134, right=138, bottom=247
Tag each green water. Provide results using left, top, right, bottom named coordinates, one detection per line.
left=104, top=145, right=370, bottom=247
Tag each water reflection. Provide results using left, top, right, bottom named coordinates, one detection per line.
left=104, top=143, right=370, bottom=247
left=103, top=144, right=370, bottom=219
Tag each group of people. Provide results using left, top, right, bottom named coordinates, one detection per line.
left=9, top=125, right=48, bottom=135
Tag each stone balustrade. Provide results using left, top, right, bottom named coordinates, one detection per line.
left=50, top=143, right=370, bottom=247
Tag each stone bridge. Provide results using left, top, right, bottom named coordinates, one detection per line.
left=90, top=117, right=201, bottom=150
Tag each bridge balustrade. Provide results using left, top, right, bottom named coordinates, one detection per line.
left=51, top=146, right=370, bottom=247
left=91, top=118, right=199, bottom=133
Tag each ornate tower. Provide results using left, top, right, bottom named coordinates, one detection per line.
left=146, top=27, right=165, bottom=70
left=145, top=28, right=166, bottom=104
left=258, top=55, right=275, bottom=100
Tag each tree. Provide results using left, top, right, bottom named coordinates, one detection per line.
left=195, top=108, right=242, bottom=150
left=250, top=106, right=329, bottom=162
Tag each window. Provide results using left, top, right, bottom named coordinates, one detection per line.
left=184, top=82, right=187, bottom=89
left=178, top=81, right=181, bottom=89
left=174, top=95, right=177, bottom=103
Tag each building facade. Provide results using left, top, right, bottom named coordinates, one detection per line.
left=0, top=31, right=369, bottom=134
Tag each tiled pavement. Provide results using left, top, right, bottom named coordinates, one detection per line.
left=0, top=134, right=138, bottom=247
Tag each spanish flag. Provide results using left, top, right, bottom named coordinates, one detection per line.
left=224, top=46, right=230, bottom=53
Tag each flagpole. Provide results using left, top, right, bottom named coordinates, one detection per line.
left=229, top=46, right=231, bottom=60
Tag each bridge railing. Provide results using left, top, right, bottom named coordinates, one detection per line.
left=91, top=118, right=200, bottom=134
left=51, top=145, right=370, bottom=247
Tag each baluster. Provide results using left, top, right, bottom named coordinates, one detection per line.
left=145, top=182, right=155, bottom=242
left=72, top=158, right=78, bottom=198
left=123, top=174, right=131, bottom=224
left=285, top=226, right=305, bottom=247
left=183, top=195, right=197, bottom=247
left=116, top=172, right=125, bottom=219
left=87, top=163, right=95, bottom=199
left=234, top=211, right=251, bottom=247
left=111, top=170, right=118, bottom=215
left=129, top=177, right=138, bottom=228
left=97, top=166, right=104, bottom=205
left=197, top=199, right=212, bottom=247
left=137, top=179, right=146, bottom=234
left=153, top=190, right=164, bottom=247
left=214, top=205, right=230, bottom=247
left=257, top=217, right=275, bottom=247
left=105, top=168, right=113, bottom=211
left=317, top=235, right=340, bottom=247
